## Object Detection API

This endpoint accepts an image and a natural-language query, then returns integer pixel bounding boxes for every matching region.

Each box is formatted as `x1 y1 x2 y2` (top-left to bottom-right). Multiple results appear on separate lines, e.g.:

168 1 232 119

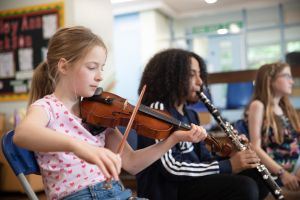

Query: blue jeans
62 180 145 200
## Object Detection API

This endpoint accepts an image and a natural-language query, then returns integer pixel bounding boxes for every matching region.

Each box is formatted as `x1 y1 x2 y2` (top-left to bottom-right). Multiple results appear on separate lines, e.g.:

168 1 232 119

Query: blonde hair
249 62 300 144
28 26 107 106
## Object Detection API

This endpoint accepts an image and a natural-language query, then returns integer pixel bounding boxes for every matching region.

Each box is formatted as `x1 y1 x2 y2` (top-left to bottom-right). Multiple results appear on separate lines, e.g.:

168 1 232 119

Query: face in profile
68 45 107 97
187 57 203 103
271 66 294 97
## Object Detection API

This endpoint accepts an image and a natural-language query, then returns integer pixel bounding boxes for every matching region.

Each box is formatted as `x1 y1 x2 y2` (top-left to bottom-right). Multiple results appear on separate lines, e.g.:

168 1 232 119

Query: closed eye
87 66 97 70
86 63 99 70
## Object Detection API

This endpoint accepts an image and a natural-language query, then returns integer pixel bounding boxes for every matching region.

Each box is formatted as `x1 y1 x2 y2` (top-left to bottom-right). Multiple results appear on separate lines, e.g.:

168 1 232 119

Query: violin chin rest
94 87 103 96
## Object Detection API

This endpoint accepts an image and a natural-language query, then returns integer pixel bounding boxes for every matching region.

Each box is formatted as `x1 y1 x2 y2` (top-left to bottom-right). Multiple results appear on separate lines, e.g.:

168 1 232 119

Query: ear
57 58 68 75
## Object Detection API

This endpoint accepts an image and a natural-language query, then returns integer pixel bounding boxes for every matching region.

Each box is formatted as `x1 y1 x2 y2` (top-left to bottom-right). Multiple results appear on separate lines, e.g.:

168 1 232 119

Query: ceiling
112 0 294 18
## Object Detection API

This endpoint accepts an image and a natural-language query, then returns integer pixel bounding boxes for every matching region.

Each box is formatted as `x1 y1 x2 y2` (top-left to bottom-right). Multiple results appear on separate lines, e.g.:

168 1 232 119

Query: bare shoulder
249 100 264 112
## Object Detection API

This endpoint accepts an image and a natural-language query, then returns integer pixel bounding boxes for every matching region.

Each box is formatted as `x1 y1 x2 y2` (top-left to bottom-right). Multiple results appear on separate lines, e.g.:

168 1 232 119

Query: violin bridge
123 100 128 111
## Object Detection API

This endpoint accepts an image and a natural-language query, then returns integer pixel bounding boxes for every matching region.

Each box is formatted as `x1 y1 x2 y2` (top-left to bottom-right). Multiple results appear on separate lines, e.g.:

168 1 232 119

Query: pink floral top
32 94 107 200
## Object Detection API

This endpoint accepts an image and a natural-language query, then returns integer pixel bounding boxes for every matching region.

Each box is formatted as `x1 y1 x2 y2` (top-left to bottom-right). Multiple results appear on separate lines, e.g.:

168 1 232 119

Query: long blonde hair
249 62 300 144
28 26 107 106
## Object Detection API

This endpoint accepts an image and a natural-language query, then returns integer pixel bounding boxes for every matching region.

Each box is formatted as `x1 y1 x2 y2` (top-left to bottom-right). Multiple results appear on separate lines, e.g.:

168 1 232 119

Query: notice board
0 2 64 101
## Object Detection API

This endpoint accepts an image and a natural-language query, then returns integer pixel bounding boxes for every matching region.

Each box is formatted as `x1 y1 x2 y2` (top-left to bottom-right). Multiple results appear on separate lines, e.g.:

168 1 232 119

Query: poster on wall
0 2 64 101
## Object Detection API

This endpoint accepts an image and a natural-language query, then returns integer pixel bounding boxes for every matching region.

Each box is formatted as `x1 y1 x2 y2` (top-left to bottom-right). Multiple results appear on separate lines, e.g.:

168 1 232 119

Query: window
287 41 300 52
248 45 281 69
285 26 300 52
247 29 281 68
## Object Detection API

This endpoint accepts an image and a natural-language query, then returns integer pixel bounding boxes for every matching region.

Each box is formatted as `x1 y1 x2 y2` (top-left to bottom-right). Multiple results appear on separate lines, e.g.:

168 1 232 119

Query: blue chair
234 119 249 139
226 81 254 109
117 126 137 150
1 130 40 200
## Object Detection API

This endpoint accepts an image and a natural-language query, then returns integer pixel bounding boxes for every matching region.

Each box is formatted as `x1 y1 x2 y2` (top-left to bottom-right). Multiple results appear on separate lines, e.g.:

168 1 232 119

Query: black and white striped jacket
136 102 231 200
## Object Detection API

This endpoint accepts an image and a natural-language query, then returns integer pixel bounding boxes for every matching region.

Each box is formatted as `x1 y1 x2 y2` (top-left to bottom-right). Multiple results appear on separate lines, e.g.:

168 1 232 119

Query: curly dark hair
138 48 207 107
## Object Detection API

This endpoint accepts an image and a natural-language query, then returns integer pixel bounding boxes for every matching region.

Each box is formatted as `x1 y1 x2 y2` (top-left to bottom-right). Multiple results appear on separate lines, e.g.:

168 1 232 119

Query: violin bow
116 85 147 154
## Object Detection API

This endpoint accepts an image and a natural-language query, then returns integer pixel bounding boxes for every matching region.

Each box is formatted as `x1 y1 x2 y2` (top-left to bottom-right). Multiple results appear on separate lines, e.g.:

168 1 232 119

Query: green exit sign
192 21 243 34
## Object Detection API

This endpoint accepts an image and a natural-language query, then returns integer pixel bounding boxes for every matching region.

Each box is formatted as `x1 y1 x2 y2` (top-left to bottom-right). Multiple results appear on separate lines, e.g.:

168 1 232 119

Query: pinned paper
18 48 33 71
0 52 14 78
42 14 57 39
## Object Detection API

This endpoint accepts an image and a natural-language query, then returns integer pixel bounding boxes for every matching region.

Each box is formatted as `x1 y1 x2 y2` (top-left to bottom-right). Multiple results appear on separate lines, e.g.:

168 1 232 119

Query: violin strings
139 105 189 130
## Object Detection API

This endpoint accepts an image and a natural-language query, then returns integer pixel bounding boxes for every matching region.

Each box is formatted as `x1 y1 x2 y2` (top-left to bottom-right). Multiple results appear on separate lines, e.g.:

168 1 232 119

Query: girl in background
14 26 206 200
245 62 300 198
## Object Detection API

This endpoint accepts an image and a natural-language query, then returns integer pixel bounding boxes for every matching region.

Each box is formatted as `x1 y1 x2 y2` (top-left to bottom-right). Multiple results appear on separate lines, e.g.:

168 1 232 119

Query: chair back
1 130 40 176
234 119 249 139
226 81 254 109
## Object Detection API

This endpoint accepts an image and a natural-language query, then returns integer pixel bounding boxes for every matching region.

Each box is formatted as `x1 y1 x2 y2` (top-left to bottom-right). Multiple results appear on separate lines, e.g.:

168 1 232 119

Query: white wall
140 10 170 67
65 0 115 90
114 13 141 102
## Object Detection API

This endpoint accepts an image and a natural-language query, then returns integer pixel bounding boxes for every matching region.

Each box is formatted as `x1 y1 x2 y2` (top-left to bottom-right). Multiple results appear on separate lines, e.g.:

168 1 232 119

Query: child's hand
229 149 260 173
237 133 249 143
72 140 122 180
173 124 207 143
281 171 300 191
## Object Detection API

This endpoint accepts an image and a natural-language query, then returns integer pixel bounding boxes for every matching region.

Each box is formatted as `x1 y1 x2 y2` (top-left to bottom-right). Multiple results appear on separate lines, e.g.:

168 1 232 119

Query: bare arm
14 106 77 152
248 100 282 173
105 124 206 175
14 106 121 180
248 100 299 190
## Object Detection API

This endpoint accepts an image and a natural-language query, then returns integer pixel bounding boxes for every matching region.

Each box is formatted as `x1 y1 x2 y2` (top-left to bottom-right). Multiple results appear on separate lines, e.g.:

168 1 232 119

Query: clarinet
197 91 284 200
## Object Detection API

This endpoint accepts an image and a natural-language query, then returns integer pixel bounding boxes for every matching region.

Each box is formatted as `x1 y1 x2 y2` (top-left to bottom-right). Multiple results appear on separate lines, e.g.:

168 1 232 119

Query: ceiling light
217 28 228 35
111 0 134 4
205 0 218 4
229 23 240 33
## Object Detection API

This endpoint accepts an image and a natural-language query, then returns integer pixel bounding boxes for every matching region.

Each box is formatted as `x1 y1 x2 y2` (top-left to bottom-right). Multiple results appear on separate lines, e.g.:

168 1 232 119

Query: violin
80 88 232 156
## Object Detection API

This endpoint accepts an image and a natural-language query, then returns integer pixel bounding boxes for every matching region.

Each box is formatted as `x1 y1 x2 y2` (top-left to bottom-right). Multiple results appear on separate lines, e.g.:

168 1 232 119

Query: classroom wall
113 10 171 103
0 0 114 132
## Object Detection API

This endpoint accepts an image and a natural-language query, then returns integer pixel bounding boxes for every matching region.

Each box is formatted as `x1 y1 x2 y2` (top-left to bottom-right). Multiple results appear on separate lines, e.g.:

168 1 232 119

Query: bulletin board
0 2 64 102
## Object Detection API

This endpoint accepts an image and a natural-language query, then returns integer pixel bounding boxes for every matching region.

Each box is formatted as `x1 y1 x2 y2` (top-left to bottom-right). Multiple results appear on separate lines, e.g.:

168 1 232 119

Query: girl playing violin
14 26 207 200
136 48 267 200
